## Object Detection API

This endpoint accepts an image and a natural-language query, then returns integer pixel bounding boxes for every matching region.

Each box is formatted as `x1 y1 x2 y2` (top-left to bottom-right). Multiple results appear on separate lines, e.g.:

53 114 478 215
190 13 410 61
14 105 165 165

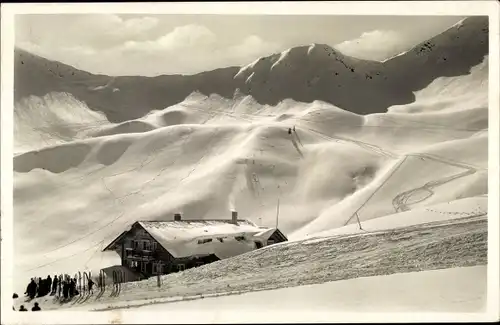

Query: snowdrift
12 16 489 298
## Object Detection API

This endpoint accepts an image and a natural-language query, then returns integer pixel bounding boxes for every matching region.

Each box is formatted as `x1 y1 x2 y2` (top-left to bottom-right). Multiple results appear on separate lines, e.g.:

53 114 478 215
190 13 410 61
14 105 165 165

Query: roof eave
102 221 141 252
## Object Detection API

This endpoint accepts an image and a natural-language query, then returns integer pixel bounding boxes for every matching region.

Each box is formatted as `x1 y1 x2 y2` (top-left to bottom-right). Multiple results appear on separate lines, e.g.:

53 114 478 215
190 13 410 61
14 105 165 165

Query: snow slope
35 265 483 314
11 16 489 306
133 265 486 313
293 195 487 240
14 92 110 153
12 214 487 312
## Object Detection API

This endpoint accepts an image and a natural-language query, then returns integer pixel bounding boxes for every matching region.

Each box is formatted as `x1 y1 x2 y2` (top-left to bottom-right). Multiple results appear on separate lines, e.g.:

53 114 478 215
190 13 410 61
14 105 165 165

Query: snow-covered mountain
12 15 488 309
14 16 487 124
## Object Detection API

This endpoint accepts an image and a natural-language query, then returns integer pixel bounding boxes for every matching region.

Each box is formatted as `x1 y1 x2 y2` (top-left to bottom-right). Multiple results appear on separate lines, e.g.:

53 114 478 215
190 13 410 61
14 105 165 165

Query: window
178 264 185 272
235 236 245 241
152 242 158 251
197 238 213 244
152 262 162 275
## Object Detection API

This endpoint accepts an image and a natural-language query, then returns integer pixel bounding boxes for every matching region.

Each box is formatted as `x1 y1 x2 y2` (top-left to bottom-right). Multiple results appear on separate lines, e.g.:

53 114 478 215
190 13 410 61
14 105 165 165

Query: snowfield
131 265 487 313
8 15 492 317
40 265 485 314
13 212 487 312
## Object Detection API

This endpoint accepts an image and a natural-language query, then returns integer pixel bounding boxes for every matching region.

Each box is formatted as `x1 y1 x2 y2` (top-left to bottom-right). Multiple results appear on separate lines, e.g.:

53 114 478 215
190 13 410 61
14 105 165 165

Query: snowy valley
11 15 489 314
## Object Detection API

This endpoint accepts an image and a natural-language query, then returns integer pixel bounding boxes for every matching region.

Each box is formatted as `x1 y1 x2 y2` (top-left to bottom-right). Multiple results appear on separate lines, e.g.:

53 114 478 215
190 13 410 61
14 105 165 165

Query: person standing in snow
62 280 69 300
24 279 31 296
26 278 37 299
68 279 74 297
12 293 18 311
18 305 28 312
88 278 95 294
70 278 77 297
57 274 64 297
36 277 44 297
288 128 292 135
46 275 52 295
51 275 58 295
31 302 41 311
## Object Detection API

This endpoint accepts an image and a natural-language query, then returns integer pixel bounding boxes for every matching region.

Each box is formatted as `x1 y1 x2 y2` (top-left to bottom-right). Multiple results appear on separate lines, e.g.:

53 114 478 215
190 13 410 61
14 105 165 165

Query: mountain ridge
15 16 488 123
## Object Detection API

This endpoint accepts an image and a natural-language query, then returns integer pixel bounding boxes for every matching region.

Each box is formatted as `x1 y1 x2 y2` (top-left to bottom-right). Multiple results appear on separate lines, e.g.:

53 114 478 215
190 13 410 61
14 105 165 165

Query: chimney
174 213 182 221
231 211 238 224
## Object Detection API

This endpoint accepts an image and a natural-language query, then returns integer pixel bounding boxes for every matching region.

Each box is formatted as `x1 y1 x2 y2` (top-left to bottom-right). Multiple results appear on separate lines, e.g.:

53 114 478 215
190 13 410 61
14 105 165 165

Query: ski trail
392 154 480 212
303 126 397 159
343 156 408 226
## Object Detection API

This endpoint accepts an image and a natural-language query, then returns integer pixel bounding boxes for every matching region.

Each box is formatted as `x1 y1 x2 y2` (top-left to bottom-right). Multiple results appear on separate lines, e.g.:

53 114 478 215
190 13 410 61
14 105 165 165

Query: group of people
12 293 41 312
16 302 41 312
24 274 95 301
13 273 97 312
25 276 52 299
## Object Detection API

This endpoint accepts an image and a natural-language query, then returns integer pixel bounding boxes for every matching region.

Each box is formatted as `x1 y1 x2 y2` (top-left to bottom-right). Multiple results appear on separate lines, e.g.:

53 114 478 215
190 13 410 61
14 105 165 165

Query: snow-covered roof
252 228 278 240
135 220 284 259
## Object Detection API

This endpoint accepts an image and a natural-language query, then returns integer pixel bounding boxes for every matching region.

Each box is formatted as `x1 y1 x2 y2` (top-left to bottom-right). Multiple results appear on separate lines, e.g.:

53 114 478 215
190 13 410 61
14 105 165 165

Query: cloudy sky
16 14 465 76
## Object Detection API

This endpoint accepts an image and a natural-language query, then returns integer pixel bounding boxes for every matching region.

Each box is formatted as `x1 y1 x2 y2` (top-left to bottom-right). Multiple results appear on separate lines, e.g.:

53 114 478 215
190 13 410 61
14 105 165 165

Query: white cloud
229 35 278 57
116 30 281 76
16 14 160 49
335 30 406 61
73 14 159 38
18 22 283 76
157 25 217 50
122 24 218 53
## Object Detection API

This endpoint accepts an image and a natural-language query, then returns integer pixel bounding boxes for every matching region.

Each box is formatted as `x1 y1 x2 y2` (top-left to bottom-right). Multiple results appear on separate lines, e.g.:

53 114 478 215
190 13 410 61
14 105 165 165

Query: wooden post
355 212 363 230
99 269 106 291
121 242 125 266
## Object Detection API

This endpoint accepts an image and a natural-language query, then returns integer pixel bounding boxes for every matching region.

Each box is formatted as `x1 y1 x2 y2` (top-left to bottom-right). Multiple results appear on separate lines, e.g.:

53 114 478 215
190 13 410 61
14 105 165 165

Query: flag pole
275 198 280 229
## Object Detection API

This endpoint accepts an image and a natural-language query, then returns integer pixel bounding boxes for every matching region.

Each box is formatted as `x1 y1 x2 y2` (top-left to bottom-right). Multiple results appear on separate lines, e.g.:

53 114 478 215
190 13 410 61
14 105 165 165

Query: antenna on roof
275 198 280 229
